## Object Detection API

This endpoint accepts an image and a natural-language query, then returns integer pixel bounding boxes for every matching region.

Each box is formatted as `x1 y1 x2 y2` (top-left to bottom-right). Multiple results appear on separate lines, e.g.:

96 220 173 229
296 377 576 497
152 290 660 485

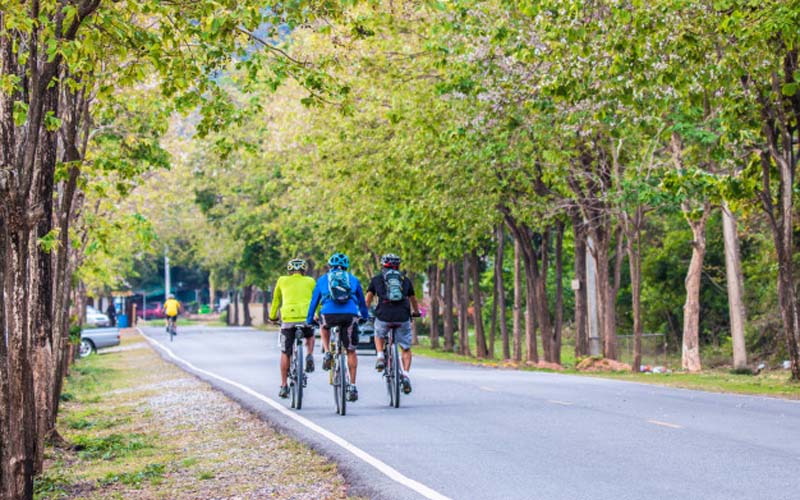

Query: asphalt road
140 325 800 500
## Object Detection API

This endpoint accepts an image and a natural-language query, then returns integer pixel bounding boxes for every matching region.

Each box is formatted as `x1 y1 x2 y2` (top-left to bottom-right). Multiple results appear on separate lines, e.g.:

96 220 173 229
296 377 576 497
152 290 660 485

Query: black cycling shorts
321 314 358 351
280 325 314 354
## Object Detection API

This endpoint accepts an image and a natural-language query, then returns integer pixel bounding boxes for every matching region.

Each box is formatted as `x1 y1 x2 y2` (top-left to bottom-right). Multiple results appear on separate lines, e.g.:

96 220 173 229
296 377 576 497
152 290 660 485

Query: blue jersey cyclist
306 252 369 402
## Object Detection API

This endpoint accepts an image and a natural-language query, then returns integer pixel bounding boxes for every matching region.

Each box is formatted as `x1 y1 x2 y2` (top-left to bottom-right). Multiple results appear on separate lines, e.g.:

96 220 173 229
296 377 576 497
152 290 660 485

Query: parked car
79 327 120 357
138 303 164 320
85 305 111 327
356 319 376 353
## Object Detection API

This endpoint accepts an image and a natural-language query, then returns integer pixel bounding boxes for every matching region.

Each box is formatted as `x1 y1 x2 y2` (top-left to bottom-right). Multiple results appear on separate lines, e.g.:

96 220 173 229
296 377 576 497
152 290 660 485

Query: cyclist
269 258 316 399
365 253 420 394
306 252 369 402
162 294 182 335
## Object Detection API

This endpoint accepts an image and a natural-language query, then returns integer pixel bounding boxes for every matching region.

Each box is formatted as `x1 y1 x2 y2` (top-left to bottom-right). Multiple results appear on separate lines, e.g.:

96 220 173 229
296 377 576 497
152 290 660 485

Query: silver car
80 327 120 358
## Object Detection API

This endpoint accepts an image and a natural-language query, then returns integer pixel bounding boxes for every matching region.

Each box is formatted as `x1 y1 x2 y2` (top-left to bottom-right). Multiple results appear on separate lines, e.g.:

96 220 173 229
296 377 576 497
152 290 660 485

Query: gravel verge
37 330 352 499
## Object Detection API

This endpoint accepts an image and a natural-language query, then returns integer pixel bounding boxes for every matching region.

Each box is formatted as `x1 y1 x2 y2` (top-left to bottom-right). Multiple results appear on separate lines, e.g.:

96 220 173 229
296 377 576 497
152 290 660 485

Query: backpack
383 269 405 302
327 269 352 303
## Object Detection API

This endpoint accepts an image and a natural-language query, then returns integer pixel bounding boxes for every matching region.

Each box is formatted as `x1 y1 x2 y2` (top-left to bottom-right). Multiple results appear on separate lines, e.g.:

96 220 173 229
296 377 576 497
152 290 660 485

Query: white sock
377 353 385 359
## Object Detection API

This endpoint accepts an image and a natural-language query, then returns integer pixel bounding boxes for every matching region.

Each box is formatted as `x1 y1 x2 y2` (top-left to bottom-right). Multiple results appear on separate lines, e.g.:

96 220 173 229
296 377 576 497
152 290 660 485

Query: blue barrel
117 314 129 328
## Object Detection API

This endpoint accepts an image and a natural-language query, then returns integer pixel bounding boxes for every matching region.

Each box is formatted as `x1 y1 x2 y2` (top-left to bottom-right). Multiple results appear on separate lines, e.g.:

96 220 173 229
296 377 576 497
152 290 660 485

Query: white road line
647 419 683 429
138 328 451 500
548 400 573 406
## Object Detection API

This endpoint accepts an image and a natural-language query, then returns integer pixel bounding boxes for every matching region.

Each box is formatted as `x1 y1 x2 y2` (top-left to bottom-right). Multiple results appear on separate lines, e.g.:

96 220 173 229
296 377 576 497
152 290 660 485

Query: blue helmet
328 252 350 270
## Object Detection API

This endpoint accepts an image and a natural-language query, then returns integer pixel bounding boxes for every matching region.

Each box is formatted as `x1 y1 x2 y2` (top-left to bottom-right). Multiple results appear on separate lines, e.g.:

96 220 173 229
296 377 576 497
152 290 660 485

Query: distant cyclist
162 295 182 335
365 253 420 394
269 258 316 399
306 252 369 402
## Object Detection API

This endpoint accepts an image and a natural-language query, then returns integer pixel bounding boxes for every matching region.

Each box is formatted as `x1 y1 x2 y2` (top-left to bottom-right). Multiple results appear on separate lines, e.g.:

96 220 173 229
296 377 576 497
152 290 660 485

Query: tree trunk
460 254 472 357
553 222 564 364
625 206 644 373
572 214 588 358
2 227 38 499
471 250 488 358
233 290 240 326
209 270 217 311
443 262 455 352
681 204 710 372
262 289 269 324
429 265 441 349
242 285 253 327
532 231 552 362
495 226 510 360
513 237 522 362
721 203 747 370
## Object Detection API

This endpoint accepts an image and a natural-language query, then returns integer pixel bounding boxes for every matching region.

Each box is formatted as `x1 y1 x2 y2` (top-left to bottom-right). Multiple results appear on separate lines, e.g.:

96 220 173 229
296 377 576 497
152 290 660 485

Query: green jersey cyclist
269 258 316 399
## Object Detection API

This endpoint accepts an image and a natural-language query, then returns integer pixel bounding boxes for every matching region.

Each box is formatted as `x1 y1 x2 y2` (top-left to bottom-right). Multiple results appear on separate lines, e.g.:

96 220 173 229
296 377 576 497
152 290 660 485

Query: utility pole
586 236 601 356
164 246 171 300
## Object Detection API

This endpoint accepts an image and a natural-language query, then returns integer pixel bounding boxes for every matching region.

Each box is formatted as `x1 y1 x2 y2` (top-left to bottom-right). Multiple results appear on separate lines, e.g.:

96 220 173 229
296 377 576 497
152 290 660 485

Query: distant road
140 325 800 500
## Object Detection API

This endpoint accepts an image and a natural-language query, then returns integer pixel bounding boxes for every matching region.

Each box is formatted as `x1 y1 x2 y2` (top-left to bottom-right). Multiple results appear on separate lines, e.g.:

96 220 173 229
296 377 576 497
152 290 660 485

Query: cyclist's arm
306 283 322 325
409 295 421 316
355 282 369 319
364 290 375 307
268 280 282 321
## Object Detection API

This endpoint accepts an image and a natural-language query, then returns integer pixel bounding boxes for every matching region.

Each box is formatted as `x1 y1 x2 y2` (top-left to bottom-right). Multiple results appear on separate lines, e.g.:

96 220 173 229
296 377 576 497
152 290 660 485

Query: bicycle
288 324 309 410
167 316 177 342
328 325 350 415
381 312 420 409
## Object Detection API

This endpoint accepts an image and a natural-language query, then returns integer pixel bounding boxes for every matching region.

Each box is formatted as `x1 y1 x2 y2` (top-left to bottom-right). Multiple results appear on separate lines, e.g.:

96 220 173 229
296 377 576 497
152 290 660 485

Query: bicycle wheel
292 343 304 410
169 321 175 342
338 352 348 416
332 349 342 414
390 342 401 408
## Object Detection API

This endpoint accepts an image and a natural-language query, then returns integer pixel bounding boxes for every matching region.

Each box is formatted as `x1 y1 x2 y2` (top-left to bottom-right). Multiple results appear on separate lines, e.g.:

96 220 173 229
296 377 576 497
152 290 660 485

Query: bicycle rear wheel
390 342 400 408
291 343 304 410
337 353 348 415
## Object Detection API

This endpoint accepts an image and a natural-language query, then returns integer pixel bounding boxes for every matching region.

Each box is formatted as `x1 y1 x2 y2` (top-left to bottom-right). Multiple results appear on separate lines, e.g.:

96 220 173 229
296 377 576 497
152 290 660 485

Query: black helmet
381 253 401 269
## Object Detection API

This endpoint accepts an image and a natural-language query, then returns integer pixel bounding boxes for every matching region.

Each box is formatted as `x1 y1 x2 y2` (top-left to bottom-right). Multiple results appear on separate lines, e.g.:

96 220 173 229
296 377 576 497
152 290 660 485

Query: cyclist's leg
320 316 333 370
395 320 413 371
342 317 359 384
373 319 389 370
302 326 315 371
279 327 294 387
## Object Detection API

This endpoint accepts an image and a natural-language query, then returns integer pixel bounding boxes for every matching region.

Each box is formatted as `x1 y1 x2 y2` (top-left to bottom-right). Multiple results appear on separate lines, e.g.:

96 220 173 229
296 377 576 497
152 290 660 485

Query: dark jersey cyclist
306 252 369 402
365 253 421 394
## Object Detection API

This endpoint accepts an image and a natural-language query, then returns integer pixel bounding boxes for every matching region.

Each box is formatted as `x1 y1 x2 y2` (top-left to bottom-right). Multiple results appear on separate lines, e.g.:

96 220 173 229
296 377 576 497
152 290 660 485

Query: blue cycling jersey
306 272 369 324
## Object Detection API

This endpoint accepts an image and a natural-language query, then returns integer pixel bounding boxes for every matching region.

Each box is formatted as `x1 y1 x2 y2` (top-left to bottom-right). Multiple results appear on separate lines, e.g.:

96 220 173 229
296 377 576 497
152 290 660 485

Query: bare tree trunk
209 270 217 311
625 206 644 373
490 261 498 359
443 262 455 352
242 285 253 327
262 289 269 324
721 203 747 370
681 203 710 372
2 228 37 499
233 290 240 326
533 231 552 362
495 226 509 360
553 222 564 364
429 266 441 349
513 237 522 362
460 254 472 357
471 250 488 358
572 214 588 358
